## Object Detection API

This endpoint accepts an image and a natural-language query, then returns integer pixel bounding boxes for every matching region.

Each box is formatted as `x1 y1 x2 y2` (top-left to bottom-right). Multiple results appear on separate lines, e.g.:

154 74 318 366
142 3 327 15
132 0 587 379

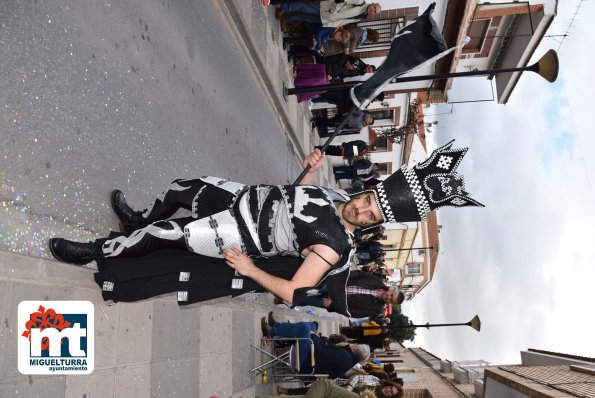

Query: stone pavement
220 0 341 187
0 249 346 397
0 0 348 397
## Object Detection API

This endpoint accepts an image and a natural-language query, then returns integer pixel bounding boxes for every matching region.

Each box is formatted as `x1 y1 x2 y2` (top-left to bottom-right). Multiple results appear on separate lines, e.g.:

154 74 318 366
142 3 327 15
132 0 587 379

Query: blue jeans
270 321 318 367
282 2 321 23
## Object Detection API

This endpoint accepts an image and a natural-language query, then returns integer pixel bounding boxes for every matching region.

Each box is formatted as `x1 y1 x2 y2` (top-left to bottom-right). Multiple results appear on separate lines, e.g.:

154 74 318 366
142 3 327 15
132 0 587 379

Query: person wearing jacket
262 314 370 379
322 25 380 56
316 140 371 160
279 0 381 28
325 54 375 80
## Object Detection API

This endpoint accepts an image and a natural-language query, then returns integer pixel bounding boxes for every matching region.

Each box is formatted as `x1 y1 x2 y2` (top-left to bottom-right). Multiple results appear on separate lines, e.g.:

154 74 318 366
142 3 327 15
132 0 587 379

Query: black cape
93 248 351 316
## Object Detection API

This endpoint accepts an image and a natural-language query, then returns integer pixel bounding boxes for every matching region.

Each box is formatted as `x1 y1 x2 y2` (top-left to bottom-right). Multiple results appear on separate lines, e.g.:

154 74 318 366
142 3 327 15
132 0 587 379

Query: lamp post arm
285 51 558 97
359 321 471 331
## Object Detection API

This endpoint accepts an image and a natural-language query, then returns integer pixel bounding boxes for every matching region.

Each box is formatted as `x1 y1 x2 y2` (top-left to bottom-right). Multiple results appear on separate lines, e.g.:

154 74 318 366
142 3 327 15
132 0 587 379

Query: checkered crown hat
371 139 484 222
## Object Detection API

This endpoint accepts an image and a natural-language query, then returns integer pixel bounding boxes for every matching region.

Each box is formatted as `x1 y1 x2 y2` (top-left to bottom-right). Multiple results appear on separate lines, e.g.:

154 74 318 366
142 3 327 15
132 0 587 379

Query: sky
404 0 595 365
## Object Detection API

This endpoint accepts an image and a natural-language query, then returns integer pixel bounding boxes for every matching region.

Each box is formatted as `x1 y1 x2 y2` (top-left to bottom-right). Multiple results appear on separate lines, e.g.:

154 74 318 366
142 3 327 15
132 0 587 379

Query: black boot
261 317 272 337
49 238 103 265
111 190 143 233
267 311 278 327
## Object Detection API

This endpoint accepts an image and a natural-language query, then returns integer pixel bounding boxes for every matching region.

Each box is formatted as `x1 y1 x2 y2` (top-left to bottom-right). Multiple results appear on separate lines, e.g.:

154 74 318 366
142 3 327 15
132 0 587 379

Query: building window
357 18 406 49
368 109 394 121
375 162 392 175
406 262 422 275
463 19 490 53
371 136 393 152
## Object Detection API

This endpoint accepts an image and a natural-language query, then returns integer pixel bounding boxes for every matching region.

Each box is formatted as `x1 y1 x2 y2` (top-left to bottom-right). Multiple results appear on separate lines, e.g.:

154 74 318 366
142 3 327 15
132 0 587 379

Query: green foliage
387 310 416 343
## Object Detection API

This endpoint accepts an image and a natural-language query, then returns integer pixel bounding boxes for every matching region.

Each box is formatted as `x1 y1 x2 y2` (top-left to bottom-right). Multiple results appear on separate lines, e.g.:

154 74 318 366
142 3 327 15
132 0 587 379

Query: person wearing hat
48 141 482 316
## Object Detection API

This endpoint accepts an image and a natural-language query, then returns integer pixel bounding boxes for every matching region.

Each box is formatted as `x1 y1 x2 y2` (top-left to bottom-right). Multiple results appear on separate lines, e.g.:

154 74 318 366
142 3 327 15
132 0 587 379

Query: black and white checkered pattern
403 167 430 221
374 183 396 222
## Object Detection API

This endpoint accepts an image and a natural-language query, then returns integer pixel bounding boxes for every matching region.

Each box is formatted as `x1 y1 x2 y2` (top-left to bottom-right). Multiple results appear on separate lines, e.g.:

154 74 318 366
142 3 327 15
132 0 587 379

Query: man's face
381 288 396 304
341 192 383 229
368 3 381 14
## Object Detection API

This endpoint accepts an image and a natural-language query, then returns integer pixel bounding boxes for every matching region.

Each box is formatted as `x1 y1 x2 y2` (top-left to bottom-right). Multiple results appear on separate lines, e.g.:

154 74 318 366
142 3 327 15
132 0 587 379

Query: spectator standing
278 1 381 28
312 111 374 132
333 159 379 182
316 140 372 160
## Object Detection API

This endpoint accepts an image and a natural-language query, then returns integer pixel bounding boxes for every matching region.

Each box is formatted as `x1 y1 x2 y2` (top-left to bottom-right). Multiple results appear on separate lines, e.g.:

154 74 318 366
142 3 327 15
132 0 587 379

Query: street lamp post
383 245 435 252
284 50 559 97
357 315 482 332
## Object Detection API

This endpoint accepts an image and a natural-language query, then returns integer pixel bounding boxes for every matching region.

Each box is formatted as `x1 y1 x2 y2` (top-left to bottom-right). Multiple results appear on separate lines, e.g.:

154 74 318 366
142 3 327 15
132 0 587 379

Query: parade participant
49 140 482 315
50 149 358 313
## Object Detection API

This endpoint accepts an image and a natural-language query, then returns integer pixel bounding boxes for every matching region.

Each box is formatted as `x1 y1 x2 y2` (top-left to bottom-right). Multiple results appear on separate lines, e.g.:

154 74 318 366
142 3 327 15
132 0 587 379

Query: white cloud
407 0 595 364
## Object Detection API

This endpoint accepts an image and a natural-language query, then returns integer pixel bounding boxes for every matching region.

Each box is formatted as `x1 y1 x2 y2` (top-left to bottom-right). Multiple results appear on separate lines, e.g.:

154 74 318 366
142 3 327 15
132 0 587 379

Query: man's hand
223 247 257 277
299 149 326 185
322 297 333 308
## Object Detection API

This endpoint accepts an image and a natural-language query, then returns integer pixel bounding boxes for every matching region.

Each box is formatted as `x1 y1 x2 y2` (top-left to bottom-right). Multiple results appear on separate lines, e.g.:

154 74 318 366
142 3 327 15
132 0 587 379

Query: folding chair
251 336 327 382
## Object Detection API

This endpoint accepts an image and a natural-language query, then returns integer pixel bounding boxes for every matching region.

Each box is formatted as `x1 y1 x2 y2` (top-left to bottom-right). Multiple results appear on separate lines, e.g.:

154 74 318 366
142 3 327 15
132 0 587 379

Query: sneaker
262 0 270 6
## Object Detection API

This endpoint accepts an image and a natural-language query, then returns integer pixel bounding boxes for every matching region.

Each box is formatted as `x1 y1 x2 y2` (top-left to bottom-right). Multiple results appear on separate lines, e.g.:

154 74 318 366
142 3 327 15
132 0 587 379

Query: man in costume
49 140 482 315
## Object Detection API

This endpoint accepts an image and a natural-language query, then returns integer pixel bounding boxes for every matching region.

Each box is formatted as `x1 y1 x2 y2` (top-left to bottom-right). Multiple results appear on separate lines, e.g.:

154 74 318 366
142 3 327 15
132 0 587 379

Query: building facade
383 344 595 397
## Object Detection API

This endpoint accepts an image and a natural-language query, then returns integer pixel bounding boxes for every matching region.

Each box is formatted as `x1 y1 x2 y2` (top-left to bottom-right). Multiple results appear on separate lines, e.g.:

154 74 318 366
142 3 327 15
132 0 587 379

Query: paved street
0 0 343 396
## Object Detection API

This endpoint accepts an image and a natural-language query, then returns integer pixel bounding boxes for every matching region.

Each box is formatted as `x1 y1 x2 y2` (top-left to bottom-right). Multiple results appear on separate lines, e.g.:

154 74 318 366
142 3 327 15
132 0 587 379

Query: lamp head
468 315 481 332
527 49 559 83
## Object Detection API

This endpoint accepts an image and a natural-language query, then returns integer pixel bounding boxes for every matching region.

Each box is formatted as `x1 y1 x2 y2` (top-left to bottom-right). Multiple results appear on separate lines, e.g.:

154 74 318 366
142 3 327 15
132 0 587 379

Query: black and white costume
100 176 354 263
90 177 355 313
